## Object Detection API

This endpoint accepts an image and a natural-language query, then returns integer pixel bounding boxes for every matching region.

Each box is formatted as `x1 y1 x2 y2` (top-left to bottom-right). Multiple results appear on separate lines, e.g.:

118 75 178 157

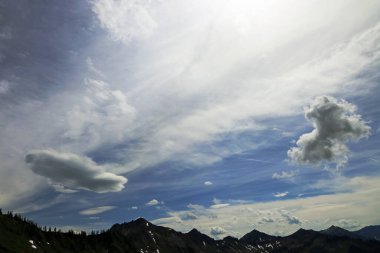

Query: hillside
1 212 380 253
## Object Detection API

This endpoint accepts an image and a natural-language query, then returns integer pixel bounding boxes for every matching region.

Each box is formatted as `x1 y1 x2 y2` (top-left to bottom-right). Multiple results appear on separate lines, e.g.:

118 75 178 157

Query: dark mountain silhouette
354 225 380 241
240 229 279 244
1 211 380 253
321 225 364 240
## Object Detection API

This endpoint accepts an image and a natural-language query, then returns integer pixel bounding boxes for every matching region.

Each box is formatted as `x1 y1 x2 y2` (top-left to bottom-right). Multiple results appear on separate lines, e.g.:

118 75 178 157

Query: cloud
153 176 380 237
63 79 136 152
51 184 78 194
92 0 157 45
79 206 115 215
204 181 213 186
25 149 127 193
336 219 361 230
210 203 230 209
257 216 275 225
1 0 380 214
212 198 221 205
282 212 302 225
272 171 296 180
0 80 10 94
185 212 198 220
131 206 138 210
210 226 227 236
146 199 159 206
274 192 288 198
288 96 371 169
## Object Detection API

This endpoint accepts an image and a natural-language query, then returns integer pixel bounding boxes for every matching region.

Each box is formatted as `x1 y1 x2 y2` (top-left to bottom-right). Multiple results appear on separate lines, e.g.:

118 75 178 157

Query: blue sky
0 0 380 238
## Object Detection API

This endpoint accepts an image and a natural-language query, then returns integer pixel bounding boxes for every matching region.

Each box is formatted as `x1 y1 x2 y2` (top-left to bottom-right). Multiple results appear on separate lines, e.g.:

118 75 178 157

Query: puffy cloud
210 226 227 236
25 149 127 193
79 206 115 215
204 181 213 186
288 96 371 168
257 216 275 225
92 0 157 45
282 213 302 225
131 206 138 210
146 199 159 206
274 192 288 198
153 176 380 236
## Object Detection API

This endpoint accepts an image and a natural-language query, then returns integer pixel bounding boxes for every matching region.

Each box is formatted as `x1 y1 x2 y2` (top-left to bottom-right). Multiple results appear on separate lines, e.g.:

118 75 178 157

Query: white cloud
212 198 221 204
272 171 296 180
257 216 274 225
210 203 230 209
185 212 198 220
131 206 138 210
95 11 380 173
1 0 380 210
79 206 115 215
288 96 371 169
336 219 361 230
92 0 157 45
63 79 136 153
146 199 159 206
152 176 380 237
204 181 213 186
274 192 288 198
25 149 127 193
281 212 302 225
210 226 227 236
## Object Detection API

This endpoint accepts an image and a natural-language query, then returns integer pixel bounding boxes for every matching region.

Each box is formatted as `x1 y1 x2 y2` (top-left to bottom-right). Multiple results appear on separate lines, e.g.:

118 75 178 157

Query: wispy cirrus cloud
0 0 379 227
80 206 116 215
92 0 157 45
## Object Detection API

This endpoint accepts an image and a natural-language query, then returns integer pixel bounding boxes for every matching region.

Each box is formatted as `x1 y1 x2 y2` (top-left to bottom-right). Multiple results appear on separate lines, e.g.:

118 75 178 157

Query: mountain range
1 211 380 253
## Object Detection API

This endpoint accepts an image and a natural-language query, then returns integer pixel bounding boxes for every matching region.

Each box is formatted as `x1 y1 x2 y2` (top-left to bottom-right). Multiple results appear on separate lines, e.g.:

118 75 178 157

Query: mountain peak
110 217 151 232
240 228 274 243
321 225 355 238
187 228 204 238
187 228 215 244
133 217 149 224
188 228 201 234
327 225 344 230
290 228 318 237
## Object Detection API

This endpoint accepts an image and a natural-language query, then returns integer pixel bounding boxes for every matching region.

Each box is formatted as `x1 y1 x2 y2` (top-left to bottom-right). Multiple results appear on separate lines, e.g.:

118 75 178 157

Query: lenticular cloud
25 149 127 193
288 96 371 169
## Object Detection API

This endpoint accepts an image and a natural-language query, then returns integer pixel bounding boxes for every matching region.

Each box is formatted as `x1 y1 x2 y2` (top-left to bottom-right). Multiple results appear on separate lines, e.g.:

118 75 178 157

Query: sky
0 0 380 238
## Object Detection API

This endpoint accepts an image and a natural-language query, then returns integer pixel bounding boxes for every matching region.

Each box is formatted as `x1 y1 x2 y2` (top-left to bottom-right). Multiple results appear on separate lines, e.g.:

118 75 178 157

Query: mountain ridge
1 212 380 253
